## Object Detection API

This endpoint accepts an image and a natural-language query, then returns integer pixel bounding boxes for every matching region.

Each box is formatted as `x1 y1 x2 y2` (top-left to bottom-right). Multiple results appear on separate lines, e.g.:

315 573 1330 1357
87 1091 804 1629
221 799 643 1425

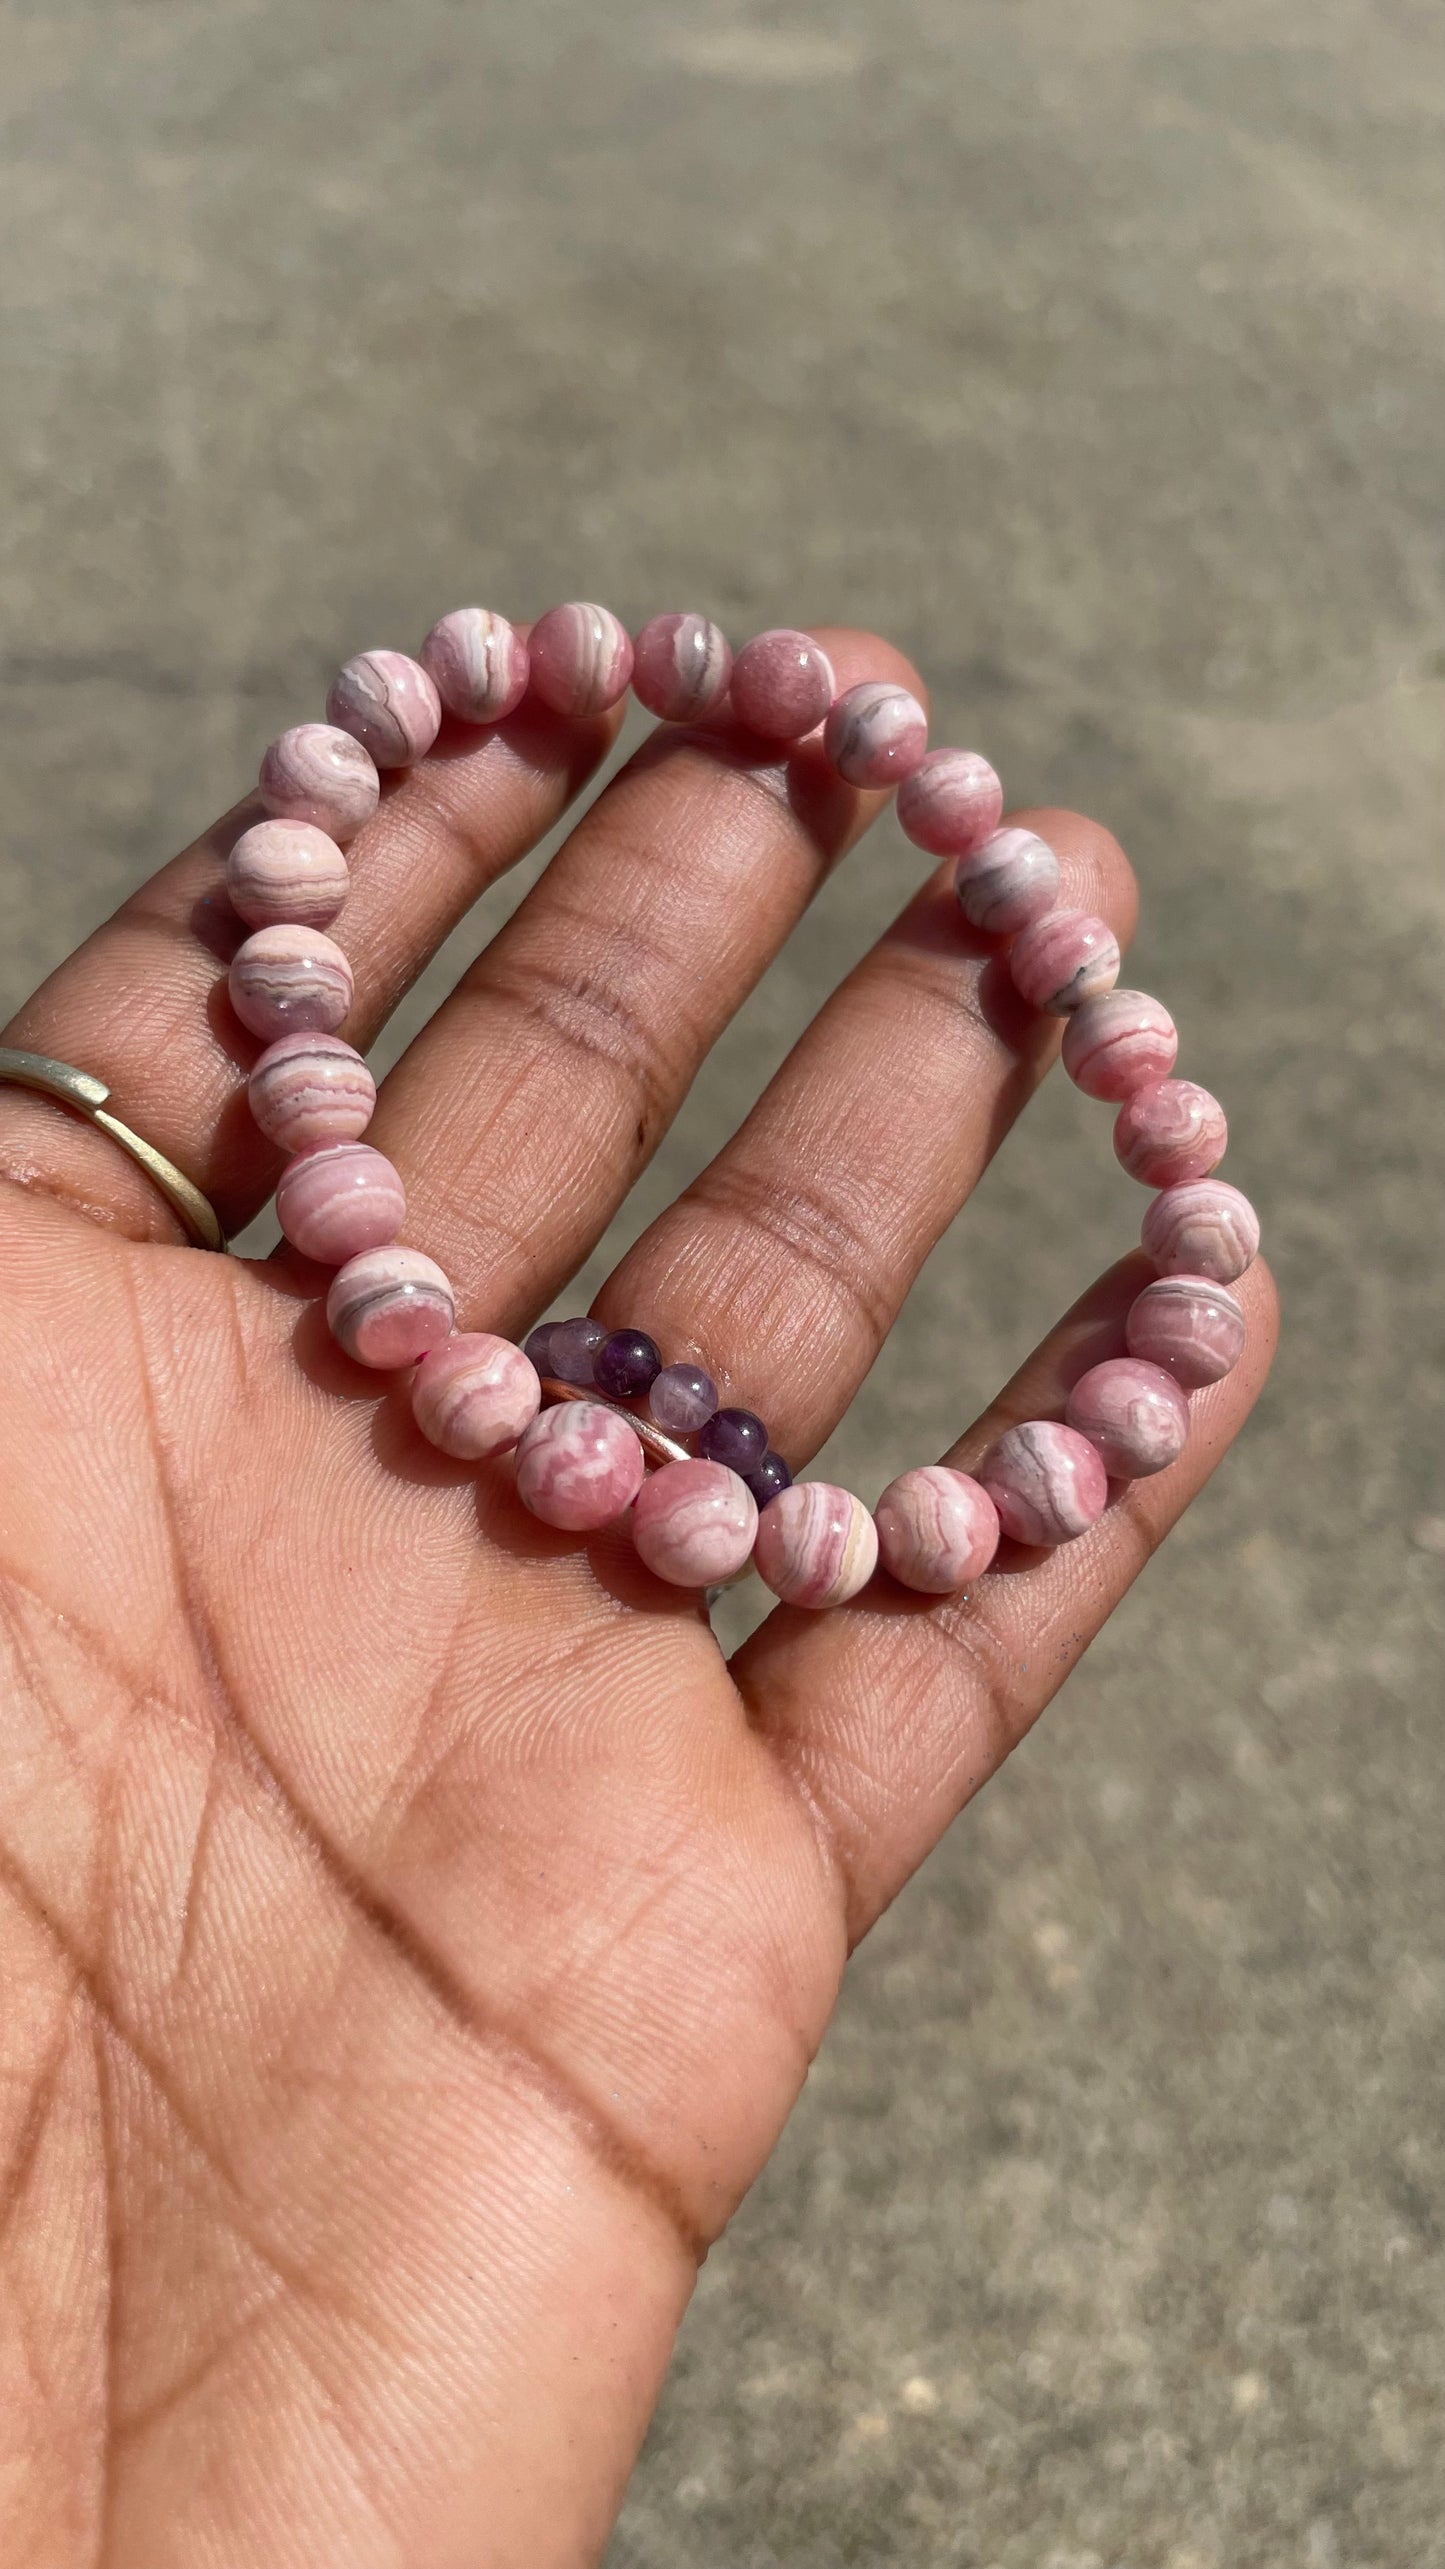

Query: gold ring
538 1376 691 1469
0 1047 226 1252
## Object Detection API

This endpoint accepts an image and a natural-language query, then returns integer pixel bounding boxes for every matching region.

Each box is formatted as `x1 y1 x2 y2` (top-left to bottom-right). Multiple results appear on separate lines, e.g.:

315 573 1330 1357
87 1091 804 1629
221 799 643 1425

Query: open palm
0 631 1274 2567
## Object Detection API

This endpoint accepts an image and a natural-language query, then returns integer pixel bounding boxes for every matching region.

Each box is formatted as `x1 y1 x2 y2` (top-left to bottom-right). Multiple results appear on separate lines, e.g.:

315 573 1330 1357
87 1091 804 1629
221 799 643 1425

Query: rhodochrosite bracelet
230 603 1260 1607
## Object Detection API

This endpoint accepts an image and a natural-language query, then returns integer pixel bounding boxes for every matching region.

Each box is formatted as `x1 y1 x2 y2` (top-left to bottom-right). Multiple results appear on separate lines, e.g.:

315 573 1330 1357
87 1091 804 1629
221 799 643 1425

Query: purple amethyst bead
744 1450 793 1507
594 1329 663 1400
648 1362 719 1434
699 1406 769 1472
523 1322 558 1375
549 1315 608 1386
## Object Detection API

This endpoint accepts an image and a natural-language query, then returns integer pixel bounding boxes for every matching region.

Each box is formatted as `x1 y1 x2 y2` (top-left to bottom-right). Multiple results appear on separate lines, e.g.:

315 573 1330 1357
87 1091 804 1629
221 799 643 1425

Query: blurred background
1 2 1441 2562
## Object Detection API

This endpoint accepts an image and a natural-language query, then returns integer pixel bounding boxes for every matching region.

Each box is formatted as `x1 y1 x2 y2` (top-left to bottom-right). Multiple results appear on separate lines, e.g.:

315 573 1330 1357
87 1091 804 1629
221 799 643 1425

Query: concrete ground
1 3 1441 2562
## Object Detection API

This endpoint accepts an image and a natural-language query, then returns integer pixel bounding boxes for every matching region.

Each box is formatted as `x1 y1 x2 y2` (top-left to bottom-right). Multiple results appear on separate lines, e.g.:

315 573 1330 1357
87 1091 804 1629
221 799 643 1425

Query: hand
0 631 1275 2567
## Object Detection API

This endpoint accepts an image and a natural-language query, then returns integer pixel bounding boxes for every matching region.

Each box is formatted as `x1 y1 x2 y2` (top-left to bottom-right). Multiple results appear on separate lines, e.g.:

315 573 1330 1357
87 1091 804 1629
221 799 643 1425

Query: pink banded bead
979 1421 1109 1547
631 614 733 723
419 608 530 725
527 604 634 717
954 827 1060 935
730 629 836 741
513 1400 646 1531
896 748 1003 857
259 723 380 842
630 1459 758 1587
1065 1358 1190 1479
752 1482 878 1609
1125 1273 1247 1387
229 925 354 1040
327 1247 455 1369
411 1332 541 1457
1141 1179 1259 1283
1010 910 1121 1014
248 1032 376 1151
822 680 928 787
1061 987 1178 1099
276 1140 405 1264
874 1466 1000 1593
326 651 442 768
1115 1080 1228 1187
226 820 350 931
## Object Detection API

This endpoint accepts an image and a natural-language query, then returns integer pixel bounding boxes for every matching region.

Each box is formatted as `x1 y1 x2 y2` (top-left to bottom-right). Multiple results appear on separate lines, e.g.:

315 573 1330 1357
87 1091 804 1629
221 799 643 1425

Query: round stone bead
1125 1273 1247 1388
259 723 380 842
411 1332 541 1458
730 630 836 741
630 1459 759 1587
698 1406 769 1473
275 1140 405 1264
1115 1080 1228 1187
522 1322 558 1375
226 819 350 931
513 1400 646 1531
419 607 530 725
979 1421 1109 1547
248 1032 376 1152
326 1247 455 1369
1065 1358 1190 1480
229 925 354 1040
648 1362 718 1434
896 748 1003 857
874 1465 1000 1593
549 1316 608 1386
326 651 442 769
594 1329 662 1400
631 614 733 723
1061 987 1178 1100
1141 1179 1259 1283
954 827 1060 935
527 603 634 717
744 1450 793 1508
1009 910 1121 1014
822 680 928 787
753 1482 878 1609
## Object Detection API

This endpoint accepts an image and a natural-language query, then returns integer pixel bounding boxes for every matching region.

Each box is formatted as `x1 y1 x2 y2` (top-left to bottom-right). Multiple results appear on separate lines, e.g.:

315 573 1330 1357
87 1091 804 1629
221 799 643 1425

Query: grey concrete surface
1 3 1441 2562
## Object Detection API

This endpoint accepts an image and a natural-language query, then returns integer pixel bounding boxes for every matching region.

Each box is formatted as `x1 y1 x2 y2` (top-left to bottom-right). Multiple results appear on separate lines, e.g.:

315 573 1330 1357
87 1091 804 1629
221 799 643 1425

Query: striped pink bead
420 608 530 725
1065 1358 1190 1479
248 1033 375 1151
979 1421 1108 1547
954 827 1060 935
1010 910 1121 1014
823 680 928 787
1125 1274 1246 1387
513 1401 646 1531
1141 1179 1259 1283
327 1247 455 1369
730 630 836 741
874 1466 1000 1593
229 926 354 1040
1061 987 1178 1099
259 723 380 842
753 1483 878 1608
527 604 634 717
896 749 1003 857
1115 1080 1228 1187
326 651 441 768
630 1459 758 1587
275 1140 405 1264
411 1333 541 1457
631 614 733 723
226 820 349 931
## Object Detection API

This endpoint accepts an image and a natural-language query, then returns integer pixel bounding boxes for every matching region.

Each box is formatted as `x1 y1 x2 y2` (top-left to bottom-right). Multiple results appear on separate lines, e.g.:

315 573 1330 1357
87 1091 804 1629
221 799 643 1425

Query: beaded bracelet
228 603 1260 1608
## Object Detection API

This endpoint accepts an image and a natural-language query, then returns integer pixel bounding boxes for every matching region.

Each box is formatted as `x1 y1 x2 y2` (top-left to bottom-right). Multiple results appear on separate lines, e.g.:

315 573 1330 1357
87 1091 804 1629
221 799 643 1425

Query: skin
0 630 1277 2567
